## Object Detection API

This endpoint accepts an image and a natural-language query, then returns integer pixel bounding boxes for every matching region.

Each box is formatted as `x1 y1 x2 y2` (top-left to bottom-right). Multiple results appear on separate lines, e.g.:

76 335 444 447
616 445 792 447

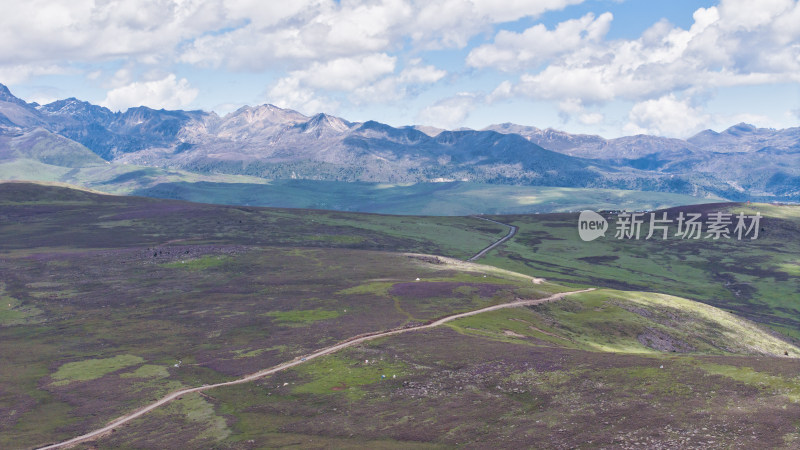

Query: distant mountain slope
117 110 606 187
0 82 799 201
484 121 800 200
687 122 800 153
0 127 105 168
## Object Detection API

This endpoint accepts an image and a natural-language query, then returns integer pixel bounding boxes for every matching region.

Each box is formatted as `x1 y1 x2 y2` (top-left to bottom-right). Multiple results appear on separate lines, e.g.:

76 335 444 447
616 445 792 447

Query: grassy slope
3 245 555 448
132 179 718 215
448 289 800 357
0 181 510 260
0 159 273 195
1 183 799 448
0 158 717 215
0 182 552 447
479 203 800 340
2 129 106 168
99 289 800 449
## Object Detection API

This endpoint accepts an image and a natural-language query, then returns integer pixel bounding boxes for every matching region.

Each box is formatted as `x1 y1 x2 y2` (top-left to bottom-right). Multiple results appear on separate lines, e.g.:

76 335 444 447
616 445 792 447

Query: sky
1 0 799 138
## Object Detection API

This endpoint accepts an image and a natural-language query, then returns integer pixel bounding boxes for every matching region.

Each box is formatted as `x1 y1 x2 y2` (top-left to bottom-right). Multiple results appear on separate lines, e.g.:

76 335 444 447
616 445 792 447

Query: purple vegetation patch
105 203 196 221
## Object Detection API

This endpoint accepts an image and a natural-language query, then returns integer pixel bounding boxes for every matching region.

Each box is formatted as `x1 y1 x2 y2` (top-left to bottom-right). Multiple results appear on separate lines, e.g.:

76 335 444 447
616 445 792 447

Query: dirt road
37 288 593 449
467 216 518 262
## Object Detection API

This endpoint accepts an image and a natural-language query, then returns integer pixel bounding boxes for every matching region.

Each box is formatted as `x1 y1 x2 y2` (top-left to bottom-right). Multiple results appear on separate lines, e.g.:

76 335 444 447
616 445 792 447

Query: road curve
467 216 519 262
37 288 593 449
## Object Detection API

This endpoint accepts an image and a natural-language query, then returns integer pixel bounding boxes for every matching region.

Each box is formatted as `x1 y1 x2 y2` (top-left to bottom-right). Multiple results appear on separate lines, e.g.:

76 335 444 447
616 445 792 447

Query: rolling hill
2 182 799 448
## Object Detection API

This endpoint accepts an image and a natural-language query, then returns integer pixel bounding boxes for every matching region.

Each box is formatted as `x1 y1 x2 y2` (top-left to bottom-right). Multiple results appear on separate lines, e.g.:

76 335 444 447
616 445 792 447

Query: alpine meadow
2 1 800 449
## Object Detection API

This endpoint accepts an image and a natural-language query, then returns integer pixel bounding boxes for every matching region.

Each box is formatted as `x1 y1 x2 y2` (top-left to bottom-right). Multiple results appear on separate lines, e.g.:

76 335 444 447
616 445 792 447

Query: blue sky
2 0 798 138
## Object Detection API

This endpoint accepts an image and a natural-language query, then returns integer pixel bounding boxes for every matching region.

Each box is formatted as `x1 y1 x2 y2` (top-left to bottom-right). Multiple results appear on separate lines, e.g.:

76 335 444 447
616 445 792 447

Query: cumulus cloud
487 80 514 103
578 112 604 125
0 0 587 122
397 60 448 84
267 75 339 115
0 64 66 85
0 0 227 66
470 0 585 23
289 54 398 92
180 1 411 70
101 74 198 111
468 0 800 135
416 93 479 129
352 60 447 103
410 0 585 49
467 12 613 71
717 0 795 30
178 0 586 69
2 0 796 135
623 95 710 137
268 55 446 110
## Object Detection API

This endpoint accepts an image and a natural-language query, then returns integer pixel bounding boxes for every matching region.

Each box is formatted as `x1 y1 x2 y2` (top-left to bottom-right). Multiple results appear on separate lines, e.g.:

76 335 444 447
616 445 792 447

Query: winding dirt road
37 288 593 449
467 216 519 262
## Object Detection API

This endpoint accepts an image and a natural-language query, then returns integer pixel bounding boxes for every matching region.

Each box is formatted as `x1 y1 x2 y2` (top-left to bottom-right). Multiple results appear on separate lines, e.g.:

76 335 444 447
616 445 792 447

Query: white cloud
0 64 66 85
467 12 613 71
471 0 585 23
772 1 800 43
416 93 479 129
558 98 585 115
269 56 446 109
223 0 317 28
0 0 227 66
178 0 586 70
517 65 617 104
108 67 136 89
101 74 198 111
0 0 586 122
717 0 795 31
397 60 447 84
265 54 396 111
180 1 412 69
624 95 710 137
487 80 514 103
294 54 397 92
508 3 800 98
477 0 800 135
267 76 338 115
578 112 604 125
352 60 447 103
412 0 584 49
1 0 796 137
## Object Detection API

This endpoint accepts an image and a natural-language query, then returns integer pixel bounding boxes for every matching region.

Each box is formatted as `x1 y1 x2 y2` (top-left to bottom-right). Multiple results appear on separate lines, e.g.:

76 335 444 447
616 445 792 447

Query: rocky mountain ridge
1 83 798 200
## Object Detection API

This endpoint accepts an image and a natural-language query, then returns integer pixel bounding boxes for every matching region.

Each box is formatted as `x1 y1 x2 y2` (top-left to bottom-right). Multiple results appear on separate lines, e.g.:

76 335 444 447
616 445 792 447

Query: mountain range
1 82 799 201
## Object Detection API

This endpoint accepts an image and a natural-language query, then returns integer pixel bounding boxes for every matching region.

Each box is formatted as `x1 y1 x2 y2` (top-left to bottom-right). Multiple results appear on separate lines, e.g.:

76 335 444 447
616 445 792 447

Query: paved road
37 288 593 449
467 216 519 262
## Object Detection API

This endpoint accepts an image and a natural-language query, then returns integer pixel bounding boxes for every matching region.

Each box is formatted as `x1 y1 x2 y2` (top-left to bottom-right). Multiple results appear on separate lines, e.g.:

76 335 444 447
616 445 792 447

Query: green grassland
97 315 800 449
0 157 717 215
0 183 558 447
1 243 550 447
1 182 799 448
447 289 800 357
479 203 800 339
0 181 512 260
132 179 718 215
51 355 146 386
